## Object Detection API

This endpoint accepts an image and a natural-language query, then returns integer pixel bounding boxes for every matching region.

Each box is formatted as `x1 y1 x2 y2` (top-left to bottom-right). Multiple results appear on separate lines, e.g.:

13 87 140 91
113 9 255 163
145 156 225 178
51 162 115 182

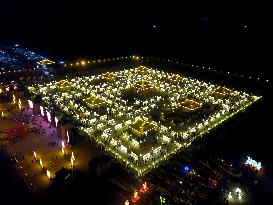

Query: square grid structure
29 66 260 175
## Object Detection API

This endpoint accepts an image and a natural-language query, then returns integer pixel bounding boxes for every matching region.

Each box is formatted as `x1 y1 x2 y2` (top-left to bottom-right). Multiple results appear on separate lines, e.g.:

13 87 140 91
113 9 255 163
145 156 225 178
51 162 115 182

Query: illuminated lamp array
29 66 261 176
64 56 136 67
178 99 202 111
33 151 53 180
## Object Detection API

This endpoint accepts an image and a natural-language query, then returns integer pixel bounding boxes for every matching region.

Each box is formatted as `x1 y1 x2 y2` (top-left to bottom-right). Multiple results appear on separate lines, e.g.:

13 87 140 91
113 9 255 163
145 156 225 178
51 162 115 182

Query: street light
40 159 43 168
67 131 70 143
28 100 34 108
131 191 140 203
140 181 149 193
13 94 16 103
55 117 58 127
71 152 75 167
33 151 37 159
47 170 51 179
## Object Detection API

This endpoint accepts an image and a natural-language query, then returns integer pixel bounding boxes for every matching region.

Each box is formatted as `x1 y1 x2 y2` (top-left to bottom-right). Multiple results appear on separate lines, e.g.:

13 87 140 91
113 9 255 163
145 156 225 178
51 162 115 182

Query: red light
131 191 140 203
140 182 149 193
211 179 218 186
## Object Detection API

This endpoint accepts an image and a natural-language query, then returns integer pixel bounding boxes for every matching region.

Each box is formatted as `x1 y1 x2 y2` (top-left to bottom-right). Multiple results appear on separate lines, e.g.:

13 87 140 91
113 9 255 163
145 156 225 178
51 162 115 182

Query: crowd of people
0 101 61 192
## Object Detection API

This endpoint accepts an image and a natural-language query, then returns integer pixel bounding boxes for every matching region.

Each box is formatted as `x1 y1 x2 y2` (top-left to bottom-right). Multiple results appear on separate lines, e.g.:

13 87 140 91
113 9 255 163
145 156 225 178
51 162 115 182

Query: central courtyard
28 66 260 175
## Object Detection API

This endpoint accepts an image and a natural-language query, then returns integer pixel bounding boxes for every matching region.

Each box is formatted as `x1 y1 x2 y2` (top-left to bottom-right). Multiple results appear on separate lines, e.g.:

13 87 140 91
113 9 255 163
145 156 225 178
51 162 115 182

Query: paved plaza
0 101 103 192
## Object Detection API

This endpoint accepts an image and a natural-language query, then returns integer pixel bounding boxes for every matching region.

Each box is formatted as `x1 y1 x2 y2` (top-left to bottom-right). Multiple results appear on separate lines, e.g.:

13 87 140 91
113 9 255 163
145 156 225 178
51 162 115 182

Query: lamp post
40 159 43 168
47 170 51 179
71 152 75 173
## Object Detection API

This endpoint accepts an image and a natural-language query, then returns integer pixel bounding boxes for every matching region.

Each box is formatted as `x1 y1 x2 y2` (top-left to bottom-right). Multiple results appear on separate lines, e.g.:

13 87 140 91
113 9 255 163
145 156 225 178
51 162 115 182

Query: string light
28 66 261 176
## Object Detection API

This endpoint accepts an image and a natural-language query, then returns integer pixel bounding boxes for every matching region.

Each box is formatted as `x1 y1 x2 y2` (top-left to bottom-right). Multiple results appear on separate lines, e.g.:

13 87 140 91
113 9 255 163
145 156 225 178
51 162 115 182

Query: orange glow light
40 159 43 168
140 181 149 193
131 191 140 203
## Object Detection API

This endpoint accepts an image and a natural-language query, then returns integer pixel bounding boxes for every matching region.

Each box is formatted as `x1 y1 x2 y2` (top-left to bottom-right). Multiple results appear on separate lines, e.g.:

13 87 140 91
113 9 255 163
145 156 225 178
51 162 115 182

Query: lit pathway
0 101 103 193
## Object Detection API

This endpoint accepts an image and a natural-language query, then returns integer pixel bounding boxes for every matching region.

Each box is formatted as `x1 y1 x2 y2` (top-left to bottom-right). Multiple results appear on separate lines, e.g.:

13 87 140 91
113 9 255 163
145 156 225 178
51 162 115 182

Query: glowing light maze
29 66 261 175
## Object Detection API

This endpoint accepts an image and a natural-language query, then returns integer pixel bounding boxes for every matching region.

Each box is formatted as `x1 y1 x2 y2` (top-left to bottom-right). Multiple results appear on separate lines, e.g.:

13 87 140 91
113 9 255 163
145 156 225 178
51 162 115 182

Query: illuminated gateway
29 66 260 175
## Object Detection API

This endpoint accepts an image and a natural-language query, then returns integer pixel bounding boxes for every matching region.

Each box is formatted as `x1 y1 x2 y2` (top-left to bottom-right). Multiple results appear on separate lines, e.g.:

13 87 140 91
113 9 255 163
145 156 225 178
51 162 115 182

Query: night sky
1 1 273 74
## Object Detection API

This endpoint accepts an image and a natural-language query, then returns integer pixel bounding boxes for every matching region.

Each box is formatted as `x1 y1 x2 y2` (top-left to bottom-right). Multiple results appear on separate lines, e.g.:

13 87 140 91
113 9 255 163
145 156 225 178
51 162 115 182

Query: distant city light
29 66 261 176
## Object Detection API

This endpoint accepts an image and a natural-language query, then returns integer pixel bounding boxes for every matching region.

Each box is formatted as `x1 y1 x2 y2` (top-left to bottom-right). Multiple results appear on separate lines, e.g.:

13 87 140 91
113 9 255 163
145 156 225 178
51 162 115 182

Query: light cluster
64 55 140 67
0 44 48 70
29 66 260 175
244 156 262 171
